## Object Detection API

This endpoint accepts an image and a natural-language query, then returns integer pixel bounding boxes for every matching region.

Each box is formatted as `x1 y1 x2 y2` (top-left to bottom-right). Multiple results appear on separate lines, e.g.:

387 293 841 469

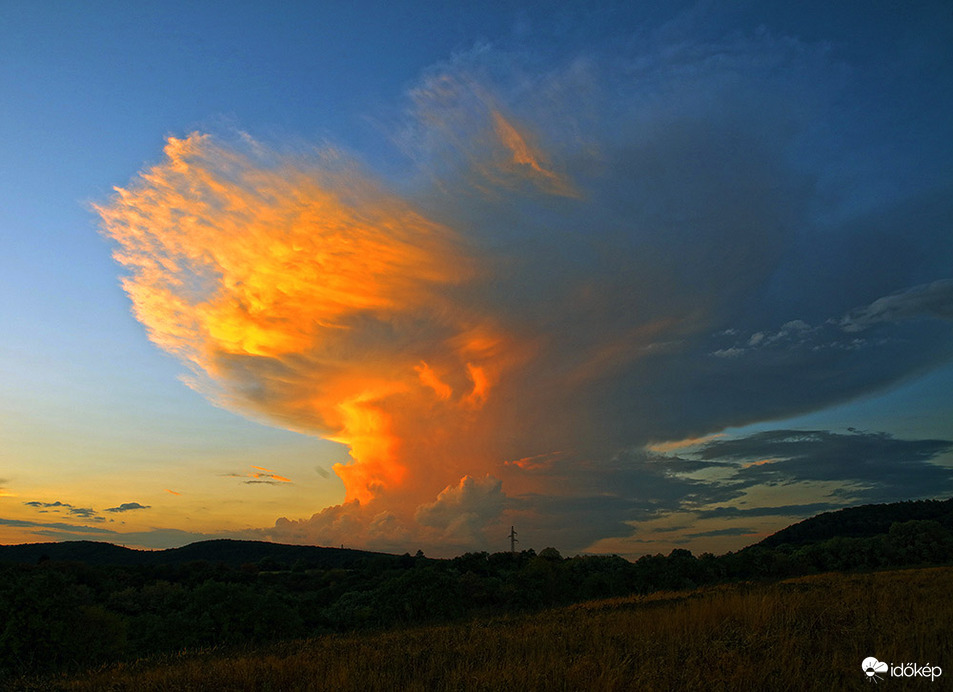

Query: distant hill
754 497 953 549
0 540 145 566
156 539 402 568
3 497 952 568
0 538 401 568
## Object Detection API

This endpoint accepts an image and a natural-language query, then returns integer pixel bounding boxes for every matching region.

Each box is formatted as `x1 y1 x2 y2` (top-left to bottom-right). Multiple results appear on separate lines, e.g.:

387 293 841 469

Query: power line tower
509 525 518 554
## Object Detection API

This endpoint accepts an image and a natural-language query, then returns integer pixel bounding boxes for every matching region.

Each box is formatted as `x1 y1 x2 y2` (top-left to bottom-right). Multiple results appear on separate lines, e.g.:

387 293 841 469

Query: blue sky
1 1 951 556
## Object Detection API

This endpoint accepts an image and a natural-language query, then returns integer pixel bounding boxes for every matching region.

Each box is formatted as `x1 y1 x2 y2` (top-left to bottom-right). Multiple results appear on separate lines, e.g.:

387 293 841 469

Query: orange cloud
403 73 577 199
98 134 473 365
503 450 566 471
414 361 453 400
97 133 527 517
490 110 578 198
250 466 292 483
647 434 727 454
742 458 781 469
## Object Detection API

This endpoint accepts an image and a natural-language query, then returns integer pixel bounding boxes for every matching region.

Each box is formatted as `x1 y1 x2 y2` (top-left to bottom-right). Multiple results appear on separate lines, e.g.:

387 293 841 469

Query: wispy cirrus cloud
225 466 293 485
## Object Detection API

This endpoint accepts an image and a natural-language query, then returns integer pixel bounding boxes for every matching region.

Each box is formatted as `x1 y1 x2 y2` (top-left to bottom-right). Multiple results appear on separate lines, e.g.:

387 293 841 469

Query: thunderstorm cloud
96 12 953 553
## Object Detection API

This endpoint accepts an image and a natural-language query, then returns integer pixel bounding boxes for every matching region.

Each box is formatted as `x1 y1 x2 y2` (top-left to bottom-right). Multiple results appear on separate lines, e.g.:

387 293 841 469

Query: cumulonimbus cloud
97 24 953 553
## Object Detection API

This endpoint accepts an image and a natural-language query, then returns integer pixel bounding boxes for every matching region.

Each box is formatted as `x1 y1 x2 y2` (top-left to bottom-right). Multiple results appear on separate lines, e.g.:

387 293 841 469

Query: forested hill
753 497 953 549
0 538 401 569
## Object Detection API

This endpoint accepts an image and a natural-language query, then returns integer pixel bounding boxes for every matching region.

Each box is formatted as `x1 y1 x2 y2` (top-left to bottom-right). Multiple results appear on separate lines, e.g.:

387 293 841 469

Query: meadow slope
34 566 952 691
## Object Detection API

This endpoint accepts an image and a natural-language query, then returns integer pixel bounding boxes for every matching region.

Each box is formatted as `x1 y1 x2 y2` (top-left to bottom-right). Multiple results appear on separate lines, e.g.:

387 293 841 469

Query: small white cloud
712 347 745 358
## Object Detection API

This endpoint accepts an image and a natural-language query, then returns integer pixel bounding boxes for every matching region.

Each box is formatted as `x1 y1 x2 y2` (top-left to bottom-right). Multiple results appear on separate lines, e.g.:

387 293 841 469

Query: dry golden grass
40 566 953 691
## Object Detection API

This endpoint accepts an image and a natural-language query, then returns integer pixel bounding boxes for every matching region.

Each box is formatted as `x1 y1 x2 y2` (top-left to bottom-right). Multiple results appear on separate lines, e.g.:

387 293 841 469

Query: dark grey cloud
24 500 144 521
646 524 693 534
439 33 953 475
415 475 504 545
0 517 113 535
839 279 953 333
506 450 747 550
0 516 248 548
24 500 72 510
696 429 953 503
510 428 953 553
508 493 637 550
105 502 151 513
696 502 844 520
685 527 758 539
23 500 103 521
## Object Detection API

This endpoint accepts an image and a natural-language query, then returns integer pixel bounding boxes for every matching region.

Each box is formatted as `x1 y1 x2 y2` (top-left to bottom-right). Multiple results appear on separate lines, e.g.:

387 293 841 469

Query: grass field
26 566 953 691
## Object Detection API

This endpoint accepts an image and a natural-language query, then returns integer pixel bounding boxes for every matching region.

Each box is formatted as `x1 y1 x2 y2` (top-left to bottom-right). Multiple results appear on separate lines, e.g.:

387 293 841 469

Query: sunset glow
3 2 951 556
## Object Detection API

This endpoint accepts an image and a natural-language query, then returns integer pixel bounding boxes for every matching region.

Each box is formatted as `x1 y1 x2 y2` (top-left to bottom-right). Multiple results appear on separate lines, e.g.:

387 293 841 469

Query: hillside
0 538 401 569
754 497 953 549
154 539 401 569
0 540 145 566
43 567 953 691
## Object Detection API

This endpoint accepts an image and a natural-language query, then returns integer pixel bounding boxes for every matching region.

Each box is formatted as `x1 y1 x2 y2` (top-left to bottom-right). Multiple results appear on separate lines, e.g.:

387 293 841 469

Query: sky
1 1 952 558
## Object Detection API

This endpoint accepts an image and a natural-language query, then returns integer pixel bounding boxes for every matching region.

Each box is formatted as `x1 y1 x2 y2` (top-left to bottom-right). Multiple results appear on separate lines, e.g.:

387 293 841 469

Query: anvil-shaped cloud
97 26 953 553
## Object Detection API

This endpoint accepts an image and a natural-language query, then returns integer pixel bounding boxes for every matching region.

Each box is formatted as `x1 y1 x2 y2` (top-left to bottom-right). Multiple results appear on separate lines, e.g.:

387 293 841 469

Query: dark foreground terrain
2 498 952 689
22 566 953 691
